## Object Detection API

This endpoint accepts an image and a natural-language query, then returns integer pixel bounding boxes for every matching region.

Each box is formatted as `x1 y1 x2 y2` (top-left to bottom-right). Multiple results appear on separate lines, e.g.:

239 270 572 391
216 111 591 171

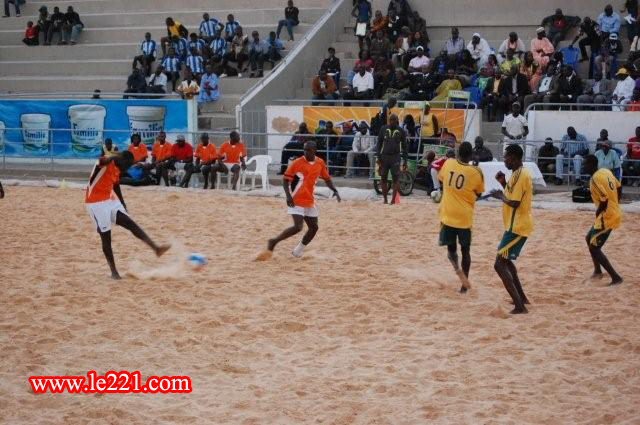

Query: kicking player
438 141 484 293
85 151 170 279
264 141 341 258
490 144 532 314
583 154 623 285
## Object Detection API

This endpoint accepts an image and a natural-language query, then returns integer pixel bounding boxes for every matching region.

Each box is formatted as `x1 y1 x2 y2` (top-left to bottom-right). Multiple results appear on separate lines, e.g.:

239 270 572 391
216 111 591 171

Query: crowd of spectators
15 5 84 46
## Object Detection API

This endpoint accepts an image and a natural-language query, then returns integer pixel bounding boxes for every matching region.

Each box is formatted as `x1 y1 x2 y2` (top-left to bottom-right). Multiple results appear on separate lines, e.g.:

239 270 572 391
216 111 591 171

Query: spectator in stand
311 69 339 105
499 48 522 74
555 126 589 184
370 30 392 59
198 65 219 105
47 7 66 45
152 132 174 185
370 10 389 35
373 55 394 98
595 139 622 179
185 48 204 82
538 138 560 178
346 123 376 177
623 126 640 184
420 102 439 143
279 122 313 174
621 0 638 42
520 51 541 91
595 33 624 79
355 49 374 71
123 68 146 98
531 27 555 68
501 102 528 145
215 131 247 190
574 17 601 62
223 27 249 77
320 47 341 87
498 65 530 113
248 31 269 78
266 31 284 63
128 133 148 165
467 33 491 68
3 0 20 17
101 138 119 157
407 46 429 72
224 14 241 42
481 68 504 121
612 67 635 110
182 133 217 188
545 65 583 106
524 64 557 110
411 10 427 36
472 136 493 164
161 18 187 57
387 67 411 99
277 0 299 41
146 66 168 95
209 30 227 59
161 48 181 92
427 149 455 194
188 33 206 56
63 6 84 45
392 27 412 68
402 114 420 154
199 13 221 43
456 50 478 86
316 121 339 168
627 87 640 110
386 7 403 43
344 65 375 104
35 6 49 44
431 49 454 75
498 32 525 62
177 68 200 100
388 0 412 23
541 8 581 48
23 21 38 46
352 0 372 51
444 27 465 62
432 68 462 102
578 72 616 107
597 4 622 39
480 53 499 77
133 33 157 77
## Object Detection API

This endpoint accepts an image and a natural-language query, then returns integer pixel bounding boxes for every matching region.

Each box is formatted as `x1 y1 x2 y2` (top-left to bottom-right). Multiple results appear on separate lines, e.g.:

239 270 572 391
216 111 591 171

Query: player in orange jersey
85 151 170 279
263 141 341 258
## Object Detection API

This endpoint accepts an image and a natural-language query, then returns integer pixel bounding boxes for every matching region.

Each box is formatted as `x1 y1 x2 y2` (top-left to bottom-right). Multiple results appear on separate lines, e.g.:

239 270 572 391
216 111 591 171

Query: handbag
355 22 367 37
572 186 592 203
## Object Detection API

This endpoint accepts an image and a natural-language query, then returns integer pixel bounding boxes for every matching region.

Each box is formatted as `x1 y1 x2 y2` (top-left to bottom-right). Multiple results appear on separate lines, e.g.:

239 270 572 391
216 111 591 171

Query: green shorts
587 227 612 248
439 224 472 248
497 231 528 260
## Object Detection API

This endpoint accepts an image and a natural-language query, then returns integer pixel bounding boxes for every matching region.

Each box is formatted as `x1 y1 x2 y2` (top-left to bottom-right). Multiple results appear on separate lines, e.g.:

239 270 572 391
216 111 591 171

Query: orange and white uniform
218 141 246 166
128 143 148 163
284 156 330 217
195 143 217 164
85 158 127 232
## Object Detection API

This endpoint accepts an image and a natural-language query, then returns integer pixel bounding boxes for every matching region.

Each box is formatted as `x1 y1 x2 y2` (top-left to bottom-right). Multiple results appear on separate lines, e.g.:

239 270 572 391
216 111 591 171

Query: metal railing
525 101 640 116
0 92 180 99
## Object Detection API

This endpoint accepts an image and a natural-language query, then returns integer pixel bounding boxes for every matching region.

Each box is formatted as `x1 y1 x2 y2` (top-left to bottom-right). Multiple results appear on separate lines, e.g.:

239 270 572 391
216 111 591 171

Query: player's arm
282 178 294 207
401 130 408 170
321 162 340 202
490 190 521 208
113 183 127 211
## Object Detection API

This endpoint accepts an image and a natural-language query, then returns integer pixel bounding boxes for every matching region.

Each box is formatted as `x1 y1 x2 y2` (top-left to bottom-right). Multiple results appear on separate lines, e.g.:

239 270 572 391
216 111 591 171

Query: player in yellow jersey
583 154 623 285
437 142 485 293
489 144 532 314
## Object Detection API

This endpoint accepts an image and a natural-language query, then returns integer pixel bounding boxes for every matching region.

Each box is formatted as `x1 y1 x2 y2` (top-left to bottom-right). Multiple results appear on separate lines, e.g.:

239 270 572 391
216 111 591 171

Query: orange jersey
152 141 173 161
85 158 120 204
219 141 246 164
284 156 330 208
128 143 148 162
195 143 217 163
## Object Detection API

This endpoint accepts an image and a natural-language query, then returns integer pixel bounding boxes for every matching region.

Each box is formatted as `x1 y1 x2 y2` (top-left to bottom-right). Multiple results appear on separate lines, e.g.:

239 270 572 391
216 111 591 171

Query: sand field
0 186 639 424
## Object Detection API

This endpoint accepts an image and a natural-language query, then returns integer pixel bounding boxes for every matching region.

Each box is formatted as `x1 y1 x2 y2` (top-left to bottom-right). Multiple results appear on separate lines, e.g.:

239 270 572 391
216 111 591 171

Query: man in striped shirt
554 126 590 185
132 32 156 77
199 13 221 43
161 48 181 91
224 14 241 42
171 35 189 61
188 33 205 55
209 31 227 58
185 48 204 82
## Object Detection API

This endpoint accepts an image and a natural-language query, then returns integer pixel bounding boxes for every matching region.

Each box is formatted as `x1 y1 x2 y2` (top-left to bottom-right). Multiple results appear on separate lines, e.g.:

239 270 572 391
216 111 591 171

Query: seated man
428 148 455 194
544 65 582 107
595 33 623 79
187 33 206 56
155 134 186 186
133 33 157 77
280 122 313 174
498 32 526 62
214 131 247 190
498 65 530 115
277 0 299 41
63 6 84 45
471 136 493 165
148 131 173 184
431 68 462 102
537 138 559 180
248 31 269 78
540 8 581 47
320 47 341 88
523 64 557 111
577 73 616 108
611 68 636 111
46 7 66 45
407 46 430 72
346 123 376 177
531 27 554 68
311 69 339 105
595 139 622 180
343 65 375 105
223 14 241 42
372 54 394 98
123 68 146 99
182 133 217 188
127 133 148 165
185 47 205 82
370 30 392 59
266 31 285 63
160 17 187 56
499 48 521 74
146 65 168 95
555 126 589 185
481 68 504 121
315 121 338 165
167 135 194 187
161 48 181 92
623 127 640 185
199 13 221 43
198 65 219 105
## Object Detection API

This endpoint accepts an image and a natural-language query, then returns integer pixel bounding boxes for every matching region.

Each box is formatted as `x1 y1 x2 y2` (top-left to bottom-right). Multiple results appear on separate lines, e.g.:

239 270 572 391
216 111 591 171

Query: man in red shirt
429 148 455 194
157 134 193 186
85 151 170 279
623 126 640 185
182 133 217 188
214 130 247 190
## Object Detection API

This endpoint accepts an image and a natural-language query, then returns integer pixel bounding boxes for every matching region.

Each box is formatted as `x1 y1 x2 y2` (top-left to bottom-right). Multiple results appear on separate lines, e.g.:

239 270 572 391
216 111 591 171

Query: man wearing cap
540 8 581 48
595 139 622 180
597 4 621 39
531 27 555 68
612 67 635 111
157 134 193 186
407 46 429 72
467 33 491 67
595 33 623 79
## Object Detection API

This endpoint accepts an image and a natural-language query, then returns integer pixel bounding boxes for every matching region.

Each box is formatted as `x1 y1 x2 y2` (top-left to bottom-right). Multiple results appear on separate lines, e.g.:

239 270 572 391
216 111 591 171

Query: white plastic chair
174 162 201 188
241 155 272 190
216 163 244 190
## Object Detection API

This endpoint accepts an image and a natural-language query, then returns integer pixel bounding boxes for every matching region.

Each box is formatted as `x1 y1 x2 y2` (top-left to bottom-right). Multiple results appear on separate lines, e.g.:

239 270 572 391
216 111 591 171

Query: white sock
292 241 305 258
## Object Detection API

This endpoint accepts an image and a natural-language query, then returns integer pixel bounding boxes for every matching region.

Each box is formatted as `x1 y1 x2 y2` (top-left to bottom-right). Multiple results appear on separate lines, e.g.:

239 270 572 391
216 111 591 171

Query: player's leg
586 228 603 277
267 213 304 251
98 230 121 279
390 162 400 204
230 164 241 190
292 215 318 258
115 211 170 256
505 260 529 304
0 180 4 198
494 256 527 314
586 229 622 285
379 159 390 204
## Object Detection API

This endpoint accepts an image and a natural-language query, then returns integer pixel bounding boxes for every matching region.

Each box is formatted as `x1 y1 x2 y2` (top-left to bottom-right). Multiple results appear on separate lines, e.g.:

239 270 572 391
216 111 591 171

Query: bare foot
510 306 528 314
267 238 276 251
155 244 171 257
609 276 623 286
591 272 604 279
459 286 468 294
455 269 471 291
111 272 122 280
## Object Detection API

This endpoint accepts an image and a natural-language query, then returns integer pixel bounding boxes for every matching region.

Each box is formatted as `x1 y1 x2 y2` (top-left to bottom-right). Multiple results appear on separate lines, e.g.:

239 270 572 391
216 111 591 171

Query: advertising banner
0 99 188 157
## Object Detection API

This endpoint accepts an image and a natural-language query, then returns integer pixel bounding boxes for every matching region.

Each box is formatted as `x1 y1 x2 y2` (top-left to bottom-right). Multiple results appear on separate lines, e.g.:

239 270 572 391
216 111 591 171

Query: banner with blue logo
0 99 188 157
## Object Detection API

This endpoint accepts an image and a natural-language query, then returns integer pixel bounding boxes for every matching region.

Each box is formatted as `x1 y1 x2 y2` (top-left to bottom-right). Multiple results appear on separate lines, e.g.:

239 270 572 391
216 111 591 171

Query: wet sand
1 186 639 424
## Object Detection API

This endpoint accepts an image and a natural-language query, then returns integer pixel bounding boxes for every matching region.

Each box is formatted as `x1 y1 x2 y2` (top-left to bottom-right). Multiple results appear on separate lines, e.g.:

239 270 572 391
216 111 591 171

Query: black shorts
379 155 401 181
439 224 472 248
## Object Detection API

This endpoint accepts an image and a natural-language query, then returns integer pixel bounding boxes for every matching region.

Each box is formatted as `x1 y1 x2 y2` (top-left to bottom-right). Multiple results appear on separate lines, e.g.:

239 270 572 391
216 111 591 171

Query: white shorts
287 206 318 217
86 200 127 233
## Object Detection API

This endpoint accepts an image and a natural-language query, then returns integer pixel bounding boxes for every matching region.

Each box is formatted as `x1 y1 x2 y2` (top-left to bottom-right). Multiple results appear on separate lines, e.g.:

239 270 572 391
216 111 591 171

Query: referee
375 113 408 204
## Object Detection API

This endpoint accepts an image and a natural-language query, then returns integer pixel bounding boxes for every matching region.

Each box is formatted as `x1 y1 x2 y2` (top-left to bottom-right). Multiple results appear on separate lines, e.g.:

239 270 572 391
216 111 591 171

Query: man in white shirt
611 67 635 111
346 123 376 177
467 33 491 67
408 46 430 72
344 65 374 105
146 65 168 94
501 102 528 148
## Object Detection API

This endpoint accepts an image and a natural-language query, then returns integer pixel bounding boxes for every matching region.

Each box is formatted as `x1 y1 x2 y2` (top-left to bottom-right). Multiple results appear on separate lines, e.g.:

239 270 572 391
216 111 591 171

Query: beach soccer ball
431 190 442 203
187 253 207 270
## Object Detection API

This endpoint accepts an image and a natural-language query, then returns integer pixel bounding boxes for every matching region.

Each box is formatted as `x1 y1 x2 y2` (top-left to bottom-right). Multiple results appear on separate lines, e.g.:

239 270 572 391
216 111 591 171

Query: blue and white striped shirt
185 55 204 74
224 20 241 37
140 40 156 56
199 19 220 37
561 133 589 157
209 38 227 56
171 37 189 57
161 56 181 72
188 39 205 53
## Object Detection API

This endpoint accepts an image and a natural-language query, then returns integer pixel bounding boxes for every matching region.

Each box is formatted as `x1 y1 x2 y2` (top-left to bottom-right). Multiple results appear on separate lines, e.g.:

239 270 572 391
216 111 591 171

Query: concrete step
0 43 141 60
200 94 242 113
1 9 326 30
481 121 503 139
198 113 237 130
0 24 313 45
